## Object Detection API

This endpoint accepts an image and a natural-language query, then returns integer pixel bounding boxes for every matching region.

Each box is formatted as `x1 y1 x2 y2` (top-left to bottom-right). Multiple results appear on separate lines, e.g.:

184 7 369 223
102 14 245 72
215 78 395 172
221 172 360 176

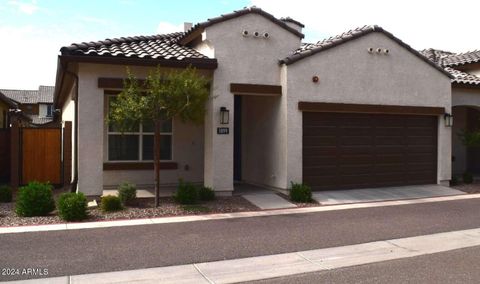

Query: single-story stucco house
54 7 462 197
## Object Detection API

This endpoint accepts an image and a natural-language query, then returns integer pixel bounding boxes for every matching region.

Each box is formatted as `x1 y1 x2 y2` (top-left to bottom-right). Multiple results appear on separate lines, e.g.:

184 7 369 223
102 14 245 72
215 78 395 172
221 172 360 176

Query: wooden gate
0 129 10 182
21 128 62 185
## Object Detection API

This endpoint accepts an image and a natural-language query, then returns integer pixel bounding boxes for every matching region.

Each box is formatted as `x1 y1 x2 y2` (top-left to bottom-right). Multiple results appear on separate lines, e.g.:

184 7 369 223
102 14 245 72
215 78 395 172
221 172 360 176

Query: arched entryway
452 105 480 176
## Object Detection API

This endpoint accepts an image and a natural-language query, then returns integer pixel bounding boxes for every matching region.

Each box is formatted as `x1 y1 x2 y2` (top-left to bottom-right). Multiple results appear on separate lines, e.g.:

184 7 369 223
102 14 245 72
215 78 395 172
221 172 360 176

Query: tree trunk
154 119 162 207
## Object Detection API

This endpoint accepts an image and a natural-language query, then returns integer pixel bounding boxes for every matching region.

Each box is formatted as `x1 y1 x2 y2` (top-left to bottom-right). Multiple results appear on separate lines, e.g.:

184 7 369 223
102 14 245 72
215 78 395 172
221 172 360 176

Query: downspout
60 60 79 192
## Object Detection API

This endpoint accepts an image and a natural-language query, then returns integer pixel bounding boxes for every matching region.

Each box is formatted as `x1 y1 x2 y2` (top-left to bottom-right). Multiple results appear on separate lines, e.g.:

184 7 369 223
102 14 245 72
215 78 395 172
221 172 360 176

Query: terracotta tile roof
442 50 480 67
280 17 304 28
445 67 480 86
0 86 54 104
419 48 455 65
281 25 452 78
179 6 304 45
60 32 210 61
419 49 480 87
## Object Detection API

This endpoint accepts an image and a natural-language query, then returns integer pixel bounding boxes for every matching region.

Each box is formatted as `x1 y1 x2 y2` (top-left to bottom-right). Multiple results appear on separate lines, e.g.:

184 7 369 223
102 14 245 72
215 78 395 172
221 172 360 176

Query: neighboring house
0 91 17 129
421 49 480 176
0 85 55 125
54 7 453 197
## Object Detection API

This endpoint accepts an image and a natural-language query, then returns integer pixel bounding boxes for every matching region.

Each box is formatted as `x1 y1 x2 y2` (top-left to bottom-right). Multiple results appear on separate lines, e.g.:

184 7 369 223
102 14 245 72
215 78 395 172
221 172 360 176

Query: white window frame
106 95 173 162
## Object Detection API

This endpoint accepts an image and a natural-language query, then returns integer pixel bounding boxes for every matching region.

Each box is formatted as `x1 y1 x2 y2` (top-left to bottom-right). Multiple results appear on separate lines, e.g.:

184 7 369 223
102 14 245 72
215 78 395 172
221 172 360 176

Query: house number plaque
217 127 229 135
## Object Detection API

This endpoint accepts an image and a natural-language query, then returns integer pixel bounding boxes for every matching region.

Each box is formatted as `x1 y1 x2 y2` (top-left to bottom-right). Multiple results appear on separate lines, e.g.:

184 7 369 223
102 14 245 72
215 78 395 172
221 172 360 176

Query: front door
234 95 242 181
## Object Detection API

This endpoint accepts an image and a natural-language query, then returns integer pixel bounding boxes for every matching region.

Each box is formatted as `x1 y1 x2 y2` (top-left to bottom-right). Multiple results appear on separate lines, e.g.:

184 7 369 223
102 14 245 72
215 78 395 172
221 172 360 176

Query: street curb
1 193 479 235
8 227 480 283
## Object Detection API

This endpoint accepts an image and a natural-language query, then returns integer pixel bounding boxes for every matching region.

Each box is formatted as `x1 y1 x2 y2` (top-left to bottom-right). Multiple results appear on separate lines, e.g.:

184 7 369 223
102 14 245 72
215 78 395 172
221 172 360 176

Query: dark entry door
234 95 242 181
303 112 438 191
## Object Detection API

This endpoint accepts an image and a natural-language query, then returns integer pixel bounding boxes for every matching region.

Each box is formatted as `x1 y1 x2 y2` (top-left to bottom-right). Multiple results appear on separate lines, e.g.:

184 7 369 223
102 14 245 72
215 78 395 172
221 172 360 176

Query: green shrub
289 182 312 203
450 176 459 186
57 192 88 221
463 172 474 184
118 182 137 205
101 195 123 212
15 182 55 217
175 180 198 205
0 185 12 203
198 186 215 201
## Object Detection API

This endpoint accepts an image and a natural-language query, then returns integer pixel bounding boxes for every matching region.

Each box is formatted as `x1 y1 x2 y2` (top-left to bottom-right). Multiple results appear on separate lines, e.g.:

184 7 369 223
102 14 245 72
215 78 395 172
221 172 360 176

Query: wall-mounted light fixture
220 107 229 124
444 113 453 127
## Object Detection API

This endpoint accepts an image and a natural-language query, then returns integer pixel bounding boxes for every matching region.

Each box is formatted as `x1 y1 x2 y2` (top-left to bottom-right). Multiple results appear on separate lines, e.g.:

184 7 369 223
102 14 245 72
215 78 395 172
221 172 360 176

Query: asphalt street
252 246 480 284
1 198 480 281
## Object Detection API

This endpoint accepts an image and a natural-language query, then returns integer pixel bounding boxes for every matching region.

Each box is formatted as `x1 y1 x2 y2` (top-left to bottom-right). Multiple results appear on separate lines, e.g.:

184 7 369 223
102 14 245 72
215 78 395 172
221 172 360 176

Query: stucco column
77 69 104 197
204 83 234 195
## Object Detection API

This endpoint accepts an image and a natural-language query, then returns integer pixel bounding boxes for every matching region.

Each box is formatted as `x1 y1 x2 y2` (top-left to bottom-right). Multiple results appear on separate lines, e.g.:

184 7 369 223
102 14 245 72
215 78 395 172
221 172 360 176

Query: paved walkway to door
235 183 297 210
313 185 465 205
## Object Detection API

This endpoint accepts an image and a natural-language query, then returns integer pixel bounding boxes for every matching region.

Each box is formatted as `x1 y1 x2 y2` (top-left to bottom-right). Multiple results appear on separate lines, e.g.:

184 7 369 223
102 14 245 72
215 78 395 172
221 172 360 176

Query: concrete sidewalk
10 228 480 284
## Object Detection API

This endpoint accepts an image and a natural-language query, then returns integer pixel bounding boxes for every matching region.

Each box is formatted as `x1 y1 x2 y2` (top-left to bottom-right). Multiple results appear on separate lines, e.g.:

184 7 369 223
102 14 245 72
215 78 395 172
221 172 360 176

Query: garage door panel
407 136 436 145
340 127 373 136
340 136 373 146
340 146 374 155
374 127 405 136
303 156 336 166
339 165 372 175
406 117 437 127
375 146 404 154
303 136 336 147
303 126 337 136
375 136 405 146
303 112 437 191
303 146 338 156
303 166 337 177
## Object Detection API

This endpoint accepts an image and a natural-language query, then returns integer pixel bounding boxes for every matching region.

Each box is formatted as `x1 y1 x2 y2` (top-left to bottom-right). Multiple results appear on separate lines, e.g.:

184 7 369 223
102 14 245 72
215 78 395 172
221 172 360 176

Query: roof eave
59 54 218 70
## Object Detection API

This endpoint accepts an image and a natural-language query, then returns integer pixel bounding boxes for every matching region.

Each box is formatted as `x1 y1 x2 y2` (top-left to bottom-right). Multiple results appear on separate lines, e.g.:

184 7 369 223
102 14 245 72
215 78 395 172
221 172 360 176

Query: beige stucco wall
76 63 206 196
285 32 452 186
198 13 301 193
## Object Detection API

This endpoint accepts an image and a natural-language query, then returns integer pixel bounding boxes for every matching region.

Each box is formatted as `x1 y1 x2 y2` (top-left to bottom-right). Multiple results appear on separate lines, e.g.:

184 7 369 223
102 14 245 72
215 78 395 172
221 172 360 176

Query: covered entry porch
231 83 286 193
452 87 480 177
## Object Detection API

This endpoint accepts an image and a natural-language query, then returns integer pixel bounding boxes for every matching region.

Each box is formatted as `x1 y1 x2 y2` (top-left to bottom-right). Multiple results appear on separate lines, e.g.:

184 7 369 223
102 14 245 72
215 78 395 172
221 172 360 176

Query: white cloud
156 21 183 34
250 0 480 52
8 0 39 15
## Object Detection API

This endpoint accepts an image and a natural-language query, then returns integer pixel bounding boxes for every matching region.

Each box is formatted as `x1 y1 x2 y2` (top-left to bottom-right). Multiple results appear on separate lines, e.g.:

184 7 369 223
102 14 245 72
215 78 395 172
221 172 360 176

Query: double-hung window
107 96 173 162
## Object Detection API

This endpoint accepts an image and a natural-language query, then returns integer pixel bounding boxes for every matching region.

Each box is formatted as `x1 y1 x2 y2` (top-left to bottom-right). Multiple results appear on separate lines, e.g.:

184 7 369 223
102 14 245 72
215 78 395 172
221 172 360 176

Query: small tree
459 129 480 147
109 66 210 207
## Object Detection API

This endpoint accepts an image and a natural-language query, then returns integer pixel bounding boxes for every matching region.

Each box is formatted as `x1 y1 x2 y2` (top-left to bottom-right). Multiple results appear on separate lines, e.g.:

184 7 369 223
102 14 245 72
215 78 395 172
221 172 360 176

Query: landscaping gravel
453 182 480 194
0 196 259 227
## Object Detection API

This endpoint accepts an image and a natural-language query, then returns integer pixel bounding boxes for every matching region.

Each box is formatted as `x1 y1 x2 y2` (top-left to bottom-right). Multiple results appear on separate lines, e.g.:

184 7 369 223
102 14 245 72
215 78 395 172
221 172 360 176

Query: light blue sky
1 0 480 89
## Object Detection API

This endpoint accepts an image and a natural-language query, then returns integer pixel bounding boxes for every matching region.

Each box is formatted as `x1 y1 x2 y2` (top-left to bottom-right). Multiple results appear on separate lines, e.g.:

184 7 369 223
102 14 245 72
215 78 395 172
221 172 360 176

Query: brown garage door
303 112 438 191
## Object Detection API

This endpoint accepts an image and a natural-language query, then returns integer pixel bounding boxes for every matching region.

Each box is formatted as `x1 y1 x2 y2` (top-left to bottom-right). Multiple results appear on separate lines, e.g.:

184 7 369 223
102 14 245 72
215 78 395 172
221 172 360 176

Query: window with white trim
107 96 173 162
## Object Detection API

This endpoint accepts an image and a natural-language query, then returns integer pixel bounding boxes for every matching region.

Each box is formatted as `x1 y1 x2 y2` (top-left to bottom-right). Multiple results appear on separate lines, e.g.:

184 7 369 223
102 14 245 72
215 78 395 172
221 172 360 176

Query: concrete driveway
313 184 465 205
